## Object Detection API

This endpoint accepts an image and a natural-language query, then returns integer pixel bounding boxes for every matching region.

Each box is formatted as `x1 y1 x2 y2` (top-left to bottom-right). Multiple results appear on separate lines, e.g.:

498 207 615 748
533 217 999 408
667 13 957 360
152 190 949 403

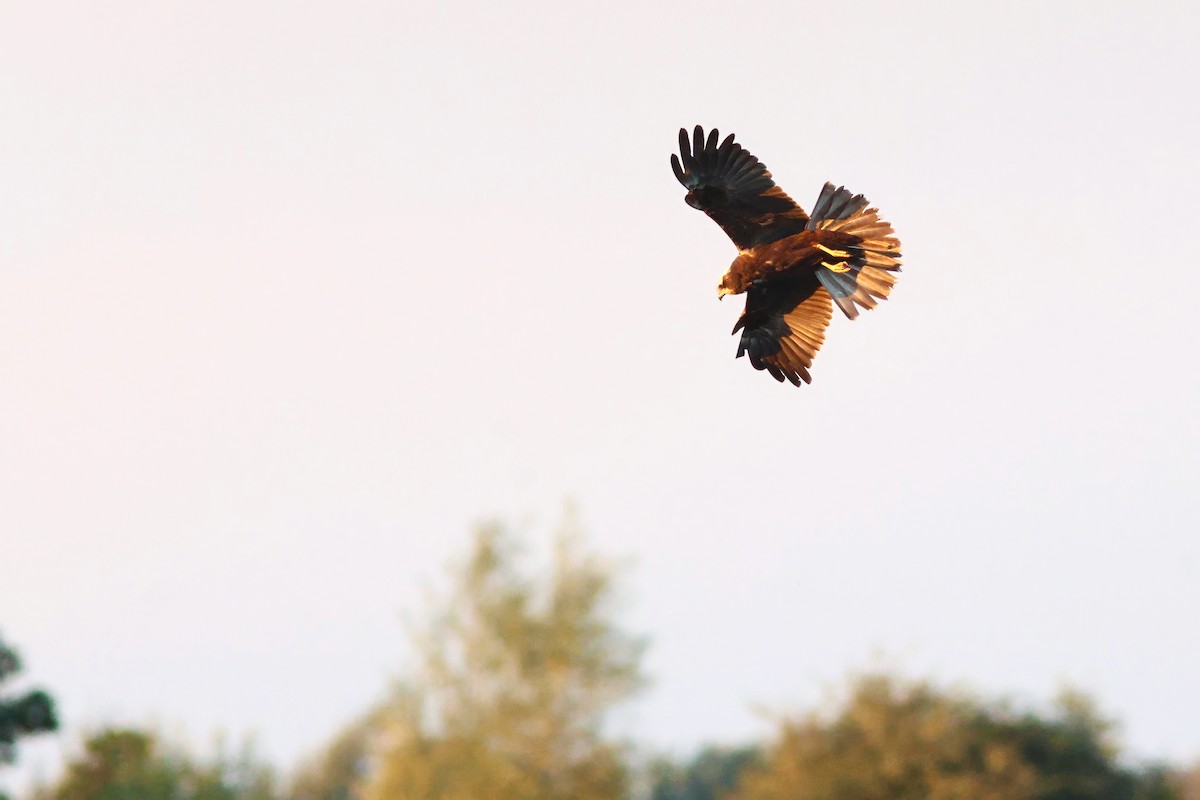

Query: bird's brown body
722 230 863 295
672 126 902 385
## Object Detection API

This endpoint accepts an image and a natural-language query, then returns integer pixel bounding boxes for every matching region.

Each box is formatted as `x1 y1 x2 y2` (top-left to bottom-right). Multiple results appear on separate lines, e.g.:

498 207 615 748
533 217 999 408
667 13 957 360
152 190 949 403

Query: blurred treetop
363 521 647 800
0 635 58 767
30 728 277 800
726 674 1178 800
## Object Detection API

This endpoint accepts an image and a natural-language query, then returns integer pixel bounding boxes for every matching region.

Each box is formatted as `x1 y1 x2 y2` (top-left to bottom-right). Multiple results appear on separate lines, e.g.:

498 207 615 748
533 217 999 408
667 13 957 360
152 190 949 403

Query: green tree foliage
648 746 762 800
0 635 58 766
728 675 1179 800
31 729 277 800
363 521 646 800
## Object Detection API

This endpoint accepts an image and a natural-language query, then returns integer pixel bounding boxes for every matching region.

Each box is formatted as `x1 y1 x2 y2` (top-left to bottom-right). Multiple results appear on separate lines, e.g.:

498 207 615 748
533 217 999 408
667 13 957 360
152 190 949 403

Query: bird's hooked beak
717 285 732 300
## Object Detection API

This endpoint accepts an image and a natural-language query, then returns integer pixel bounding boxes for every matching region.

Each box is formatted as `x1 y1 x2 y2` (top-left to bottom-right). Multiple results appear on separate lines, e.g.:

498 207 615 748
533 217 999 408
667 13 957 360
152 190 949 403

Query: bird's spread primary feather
670 126 809 249
672 125 903 386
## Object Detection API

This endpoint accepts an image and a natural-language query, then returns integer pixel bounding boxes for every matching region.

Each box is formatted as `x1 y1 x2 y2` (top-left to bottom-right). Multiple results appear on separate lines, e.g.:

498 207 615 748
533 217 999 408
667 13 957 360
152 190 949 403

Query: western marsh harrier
672 126 902 385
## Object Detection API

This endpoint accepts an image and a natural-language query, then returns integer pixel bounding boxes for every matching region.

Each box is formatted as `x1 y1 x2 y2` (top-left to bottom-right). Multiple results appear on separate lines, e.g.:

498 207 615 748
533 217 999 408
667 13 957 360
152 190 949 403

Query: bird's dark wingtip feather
671 153 685 184
715 132 736 171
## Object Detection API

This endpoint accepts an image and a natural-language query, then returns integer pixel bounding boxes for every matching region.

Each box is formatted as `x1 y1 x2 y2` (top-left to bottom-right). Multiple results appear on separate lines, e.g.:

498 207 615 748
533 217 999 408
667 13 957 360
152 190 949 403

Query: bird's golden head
718 251 757 298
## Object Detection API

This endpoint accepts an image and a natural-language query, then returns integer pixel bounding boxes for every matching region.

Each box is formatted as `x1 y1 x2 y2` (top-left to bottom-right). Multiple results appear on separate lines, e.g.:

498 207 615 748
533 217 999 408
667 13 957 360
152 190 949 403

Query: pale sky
3 0 1199 790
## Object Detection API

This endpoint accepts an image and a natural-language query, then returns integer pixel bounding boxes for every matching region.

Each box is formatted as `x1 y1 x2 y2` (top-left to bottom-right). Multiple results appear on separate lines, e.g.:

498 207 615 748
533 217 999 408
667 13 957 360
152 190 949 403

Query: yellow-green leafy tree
32 729 277 800
363 520 646 800
729 675 1178 800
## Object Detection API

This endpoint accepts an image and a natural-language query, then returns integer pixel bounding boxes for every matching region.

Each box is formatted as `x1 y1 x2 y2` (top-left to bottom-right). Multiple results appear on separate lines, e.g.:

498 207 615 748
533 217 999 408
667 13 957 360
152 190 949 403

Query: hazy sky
3 0 1199 789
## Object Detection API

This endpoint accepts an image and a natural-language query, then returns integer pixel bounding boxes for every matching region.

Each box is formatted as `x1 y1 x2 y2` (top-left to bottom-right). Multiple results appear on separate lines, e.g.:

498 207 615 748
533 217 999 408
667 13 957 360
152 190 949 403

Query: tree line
4 521 1199 800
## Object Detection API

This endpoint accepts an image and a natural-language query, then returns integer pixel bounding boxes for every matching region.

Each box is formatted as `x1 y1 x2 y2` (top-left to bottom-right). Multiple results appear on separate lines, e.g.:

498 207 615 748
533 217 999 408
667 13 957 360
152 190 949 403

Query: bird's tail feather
806 182 902 320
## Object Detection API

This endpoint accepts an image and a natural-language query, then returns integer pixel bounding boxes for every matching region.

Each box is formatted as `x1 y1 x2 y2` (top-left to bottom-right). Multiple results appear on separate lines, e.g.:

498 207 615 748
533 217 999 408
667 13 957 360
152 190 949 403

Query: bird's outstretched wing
732 271 833 385
671 125 810 249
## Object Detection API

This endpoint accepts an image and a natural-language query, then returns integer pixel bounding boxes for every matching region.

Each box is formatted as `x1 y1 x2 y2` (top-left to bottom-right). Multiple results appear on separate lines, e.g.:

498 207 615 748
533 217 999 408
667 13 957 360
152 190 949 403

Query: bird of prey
671 126 902 386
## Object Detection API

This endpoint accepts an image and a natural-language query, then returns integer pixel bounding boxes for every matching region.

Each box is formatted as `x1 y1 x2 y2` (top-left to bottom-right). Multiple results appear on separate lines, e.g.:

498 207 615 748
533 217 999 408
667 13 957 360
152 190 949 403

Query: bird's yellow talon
821 260 852 273
815 243 852 258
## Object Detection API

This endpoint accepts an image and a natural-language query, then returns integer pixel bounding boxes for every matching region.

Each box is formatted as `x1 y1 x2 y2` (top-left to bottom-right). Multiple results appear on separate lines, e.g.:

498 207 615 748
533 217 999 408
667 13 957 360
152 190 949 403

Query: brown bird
671 125 902 385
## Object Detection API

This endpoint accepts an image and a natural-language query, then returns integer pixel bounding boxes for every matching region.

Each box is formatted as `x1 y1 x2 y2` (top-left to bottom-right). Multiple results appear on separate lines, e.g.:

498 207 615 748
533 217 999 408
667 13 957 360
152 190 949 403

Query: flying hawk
671 126 902 385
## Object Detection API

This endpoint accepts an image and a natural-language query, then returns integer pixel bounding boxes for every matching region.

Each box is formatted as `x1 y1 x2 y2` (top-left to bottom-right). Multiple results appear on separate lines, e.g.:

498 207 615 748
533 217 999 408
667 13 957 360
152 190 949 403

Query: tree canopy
31 728 276 800
648 746 762 800
0 635 58 767
727 674 1177 800
8 521 1198 800
362 521 647 800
